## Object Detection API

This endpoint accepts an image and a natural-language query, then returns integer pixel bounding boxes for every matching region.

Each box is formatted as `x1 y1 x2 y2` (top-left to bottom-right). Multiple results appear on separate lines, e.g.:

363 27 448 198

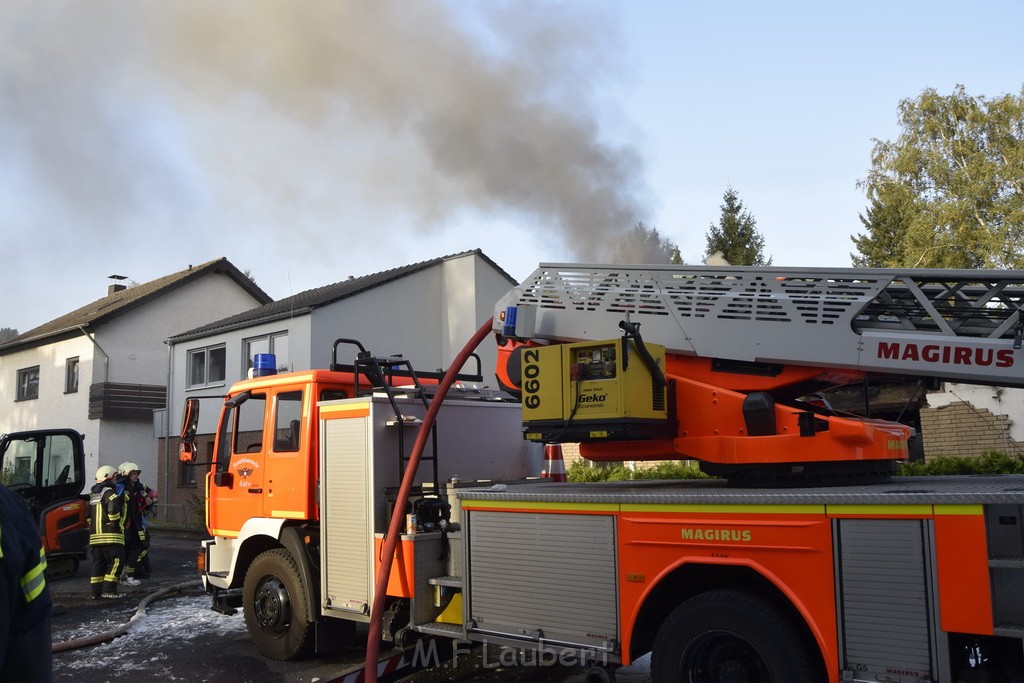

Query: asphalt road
48 530 646 682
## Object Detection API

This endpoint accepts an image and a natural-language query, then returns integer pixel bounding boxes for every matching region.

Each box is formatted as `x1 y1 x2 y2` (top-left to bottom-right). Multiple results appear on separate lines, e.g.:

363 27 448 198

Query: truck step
994 624 1024 639
415 622 465 638
989 557 1024 569
427 576 463 588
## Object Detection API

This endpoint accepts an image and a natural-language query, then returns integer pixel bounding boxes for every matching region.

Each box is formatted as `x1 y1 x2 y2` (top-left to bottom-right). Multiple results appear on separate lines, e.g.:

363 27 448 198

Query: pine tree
850 183 914 267
609 221 681 264
704 188 771 266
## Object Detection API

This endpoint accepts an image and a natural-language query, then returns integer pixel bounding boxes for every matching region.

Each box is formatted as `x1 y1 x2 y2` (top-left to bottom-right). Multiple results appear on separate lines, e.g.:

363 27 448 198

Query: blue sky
2 1 1023 334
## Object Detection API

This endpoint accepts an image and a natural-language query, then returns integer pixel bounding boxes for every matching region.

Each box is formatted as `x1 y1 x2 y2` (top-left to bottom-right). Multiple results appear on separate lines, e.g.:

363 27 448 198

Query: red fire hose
363 318 494 682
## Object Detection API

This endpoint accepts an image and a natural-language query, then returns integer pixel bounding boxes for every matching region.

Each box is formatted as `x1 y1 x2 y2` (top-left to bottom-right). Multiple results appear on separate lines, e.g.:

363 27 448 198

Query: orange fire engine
182 264 1024 682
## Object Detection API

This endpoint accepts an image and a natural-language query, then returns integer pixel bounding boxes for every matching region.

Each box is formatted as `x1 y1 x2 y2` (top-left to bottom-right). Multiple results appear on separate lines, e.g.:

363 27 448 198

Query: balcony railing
88 383 166 420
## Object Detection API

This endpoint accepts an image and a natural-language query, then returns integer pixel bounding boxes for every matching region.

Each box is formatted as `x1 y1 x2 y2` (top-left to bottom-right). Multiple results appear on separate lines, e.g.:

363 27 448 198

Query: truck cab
203 370 352 536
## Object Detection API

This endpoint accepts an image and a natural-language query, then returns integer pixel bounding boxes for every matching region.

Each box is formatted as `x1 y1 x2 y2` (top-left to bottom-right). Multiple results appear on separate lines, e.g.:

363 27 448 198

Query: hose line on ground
51 579 204 653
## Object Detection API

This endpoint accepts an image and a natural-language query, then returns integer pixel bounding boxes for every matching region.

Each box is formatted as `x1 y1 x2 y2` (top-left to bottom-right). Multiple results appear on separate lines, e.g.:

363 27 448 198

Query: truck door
263 389 309 519
207 391 268 536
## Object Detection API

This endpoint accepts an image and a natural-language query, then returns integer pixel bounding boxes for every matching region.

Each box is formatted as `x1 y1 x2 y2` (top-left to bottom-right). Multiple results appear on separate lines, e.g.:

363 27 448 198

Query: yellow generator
521 337 671 442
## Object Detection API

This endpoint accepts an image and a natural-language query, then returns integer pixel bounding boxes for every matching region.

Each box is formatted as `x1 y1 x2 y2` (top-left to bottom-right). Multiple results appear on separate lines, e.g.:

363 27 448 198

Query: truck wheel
651 589 820 682
242 548 314 660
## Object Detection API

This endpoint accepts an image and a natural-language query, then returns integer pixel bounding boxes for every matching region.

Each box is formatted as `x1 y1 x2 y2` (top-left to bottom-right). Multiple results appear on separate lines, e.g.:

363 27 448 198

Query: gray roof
167 249 518 343
0 258 272 354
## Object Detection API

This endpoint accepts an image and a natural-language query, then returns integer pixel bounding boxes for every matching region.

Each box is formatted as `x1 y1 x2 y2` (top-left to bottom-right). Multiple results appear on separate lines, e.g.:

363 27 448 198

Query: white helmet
95 465 117 482
117 461 140 476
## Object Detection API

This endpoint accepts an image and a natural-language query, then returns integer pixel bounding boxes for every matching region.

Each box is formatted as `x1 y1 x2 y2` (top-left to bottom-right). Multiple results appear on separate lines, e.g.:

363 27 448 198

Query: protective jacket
89 479 124 545
0 483 53 681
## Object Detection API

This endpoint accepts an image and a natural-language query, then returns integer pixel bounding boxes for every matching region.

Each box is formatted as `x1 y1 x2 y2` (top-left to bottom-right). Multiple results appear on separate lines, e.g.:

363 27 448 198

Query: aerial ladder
492 263 1024 482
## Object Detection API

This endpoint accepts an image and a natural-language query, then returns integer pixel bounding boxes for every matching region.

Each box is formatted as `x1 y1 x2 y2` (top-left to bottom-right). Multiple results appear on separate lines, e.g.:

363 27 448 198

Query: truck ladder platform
495 264 1024 387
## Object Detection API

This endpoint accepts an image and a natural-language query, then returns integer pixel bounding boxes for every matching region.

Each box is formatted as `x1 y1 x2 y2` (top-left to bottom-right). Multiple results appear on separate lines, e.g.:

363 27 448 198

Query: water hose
52 579 203 652
363 318 493 682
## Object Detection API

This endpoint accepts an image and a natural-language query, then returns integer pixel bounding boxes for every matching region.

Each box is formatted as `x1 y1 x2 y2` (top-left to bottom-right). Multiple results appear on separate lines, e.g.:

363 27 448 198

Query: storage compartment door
321 413 373 616
466 511 617 650
837 518 935 683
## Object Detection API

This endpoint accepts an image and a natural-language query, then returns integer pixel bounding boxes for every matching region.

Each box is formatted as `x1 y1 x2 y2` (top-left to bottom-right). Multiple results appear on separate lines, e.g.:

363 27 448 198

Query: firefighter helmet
117 462 140 476
95 465 117 482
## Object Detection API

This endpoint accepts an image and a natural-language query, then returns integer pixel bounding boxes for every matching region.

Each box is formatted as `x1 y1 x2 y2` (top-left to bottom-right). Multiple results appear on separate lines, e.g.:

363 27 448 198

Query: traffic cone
542 444 567 482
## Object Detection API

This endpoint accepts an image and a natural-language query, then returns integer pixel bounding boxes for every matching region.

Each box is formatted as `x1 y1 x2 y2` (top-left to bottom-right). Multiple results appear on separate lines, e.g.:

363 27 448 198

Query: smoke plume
1 1 648 269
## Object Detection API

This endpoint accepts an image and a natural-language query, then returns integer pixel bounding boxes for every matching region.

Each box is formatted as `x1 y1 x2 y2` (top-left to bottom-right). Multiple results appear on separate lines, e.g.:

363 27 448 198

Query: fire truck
182 264 1024 682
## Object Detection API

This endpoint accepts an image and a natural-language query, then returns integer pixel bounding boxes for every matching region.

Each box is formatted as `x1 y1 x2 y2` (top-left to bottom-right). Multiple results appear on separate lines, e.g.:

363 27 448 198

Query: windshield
1 432 81 495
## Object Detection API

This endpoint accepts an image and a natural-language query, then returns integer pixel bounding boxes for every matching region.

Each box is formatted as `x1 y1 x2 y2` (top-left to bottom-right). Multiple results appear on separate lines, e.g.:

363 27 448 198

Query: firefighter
0 483 53 681
116 462 152 583
89 465 126 599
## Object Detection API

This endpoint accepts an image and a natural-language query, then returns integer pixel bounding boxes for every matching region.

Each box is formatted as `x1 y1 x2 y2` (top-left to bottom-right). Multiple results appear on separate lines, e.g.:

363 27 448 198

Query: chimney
108 274 128 295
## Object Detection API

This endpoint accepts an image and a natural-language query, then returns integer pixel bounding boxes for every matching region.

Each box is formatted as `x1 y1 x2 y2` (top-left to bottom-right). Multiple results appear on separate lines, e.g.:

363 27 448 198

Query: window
244 332 289 375
0 432 79 490
214 392 268 474
234 393 267 456
16 366 39 401
65 357 80 393
187 345 226 388
273 391 303 452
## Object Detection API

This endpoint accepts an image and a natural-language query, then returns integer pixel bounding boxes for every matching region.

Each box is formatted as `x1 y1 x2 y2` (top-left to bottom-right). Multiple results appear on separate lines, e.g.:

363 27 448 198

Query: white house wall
167 314 314 436
94 275 259 385
2 271 268 488
310 267 447 374
927 383 1024 442
309 255 513 384
0 335 99 471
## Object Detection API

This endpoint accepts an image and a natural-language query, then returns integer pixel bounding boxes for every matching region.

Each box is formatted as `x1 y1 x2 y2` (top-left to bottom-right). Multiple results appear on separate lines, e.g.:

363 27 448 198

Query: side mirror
214 471 233 487
179 398 200 463
179 441 196 463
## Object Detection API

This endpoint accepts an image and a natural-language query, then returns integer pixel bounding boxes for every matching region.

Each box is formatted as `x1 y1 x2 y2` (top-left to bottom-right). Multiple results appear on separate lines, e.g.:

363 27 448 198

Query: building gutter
78 325 110 383
163 340 173 511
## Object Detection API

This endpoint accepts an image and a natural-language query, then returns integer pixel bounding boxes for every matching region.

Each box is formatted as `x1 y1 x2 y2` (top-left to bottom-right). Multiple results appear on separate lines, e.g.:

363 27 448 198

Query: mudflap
313 617 358 655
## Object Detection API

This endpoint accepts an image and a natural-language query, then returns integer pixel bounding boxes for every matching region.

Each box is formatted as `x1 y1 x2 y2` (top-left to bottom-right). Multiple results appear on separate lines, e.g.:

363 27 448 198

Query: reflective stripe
90 533 125 545
21 548 47 603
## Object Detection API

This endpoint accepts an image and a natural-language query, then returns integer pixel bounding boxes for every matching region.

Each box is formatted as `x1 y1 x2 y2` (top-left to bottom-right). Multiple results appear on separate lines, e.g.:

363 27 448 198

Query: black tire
242 548 314 660
651 589 820 683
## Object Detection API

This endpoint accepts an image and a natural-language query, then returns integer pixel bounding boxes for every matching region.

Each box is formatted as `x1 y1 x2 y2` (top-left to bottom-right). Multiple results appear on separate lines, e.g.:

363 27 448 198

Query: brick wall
919 401 1022 459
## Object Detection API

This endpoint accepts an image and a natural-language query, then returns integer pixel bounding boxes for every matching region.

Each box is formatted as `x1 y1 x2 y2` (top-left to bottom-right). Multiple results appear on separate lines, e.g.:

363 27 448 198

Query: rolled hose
51 579 204 653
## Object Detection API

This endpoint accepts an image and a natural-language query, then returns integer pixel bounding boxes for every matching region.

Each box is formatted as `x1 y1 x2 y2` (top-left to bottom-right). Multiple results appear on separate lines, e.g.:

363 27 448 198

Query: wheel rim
253 574 292 638
679 630 772 683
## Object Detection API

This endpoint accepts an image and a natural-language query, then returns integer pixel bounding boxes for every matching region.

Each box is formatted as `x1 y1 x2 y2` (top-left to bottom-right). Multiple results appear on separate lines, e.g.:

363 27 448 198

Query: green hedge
567 452 1024 482
566 460 710 482
896 451 1024 476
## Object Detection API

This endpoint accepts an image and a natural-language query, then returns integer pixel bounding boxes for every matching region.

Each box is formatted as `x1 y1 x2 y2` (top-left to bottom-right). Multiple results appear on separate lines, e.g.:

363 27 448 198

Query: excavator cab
0 429 89 576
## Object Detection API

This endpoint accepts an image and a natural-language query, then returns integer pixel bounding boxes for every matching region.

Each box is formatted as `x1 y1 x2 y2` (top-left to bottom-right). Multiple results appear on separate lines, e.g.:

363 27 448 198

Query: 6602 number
523 349 541 409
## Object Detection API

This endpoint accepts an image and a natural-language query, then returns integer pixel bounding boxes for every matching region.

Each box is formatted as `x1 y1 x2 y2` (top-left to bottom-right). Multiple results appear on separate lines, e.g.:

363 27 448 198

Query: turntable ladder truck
186 264 1024 683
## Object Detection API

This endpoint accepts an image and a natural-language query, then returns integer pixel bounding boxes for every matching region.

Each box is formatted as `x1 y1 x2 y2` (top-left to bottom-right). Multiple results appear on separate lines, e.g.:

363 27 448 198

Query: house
0 259 272 488
156 250 519 524
919 383 1024 459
